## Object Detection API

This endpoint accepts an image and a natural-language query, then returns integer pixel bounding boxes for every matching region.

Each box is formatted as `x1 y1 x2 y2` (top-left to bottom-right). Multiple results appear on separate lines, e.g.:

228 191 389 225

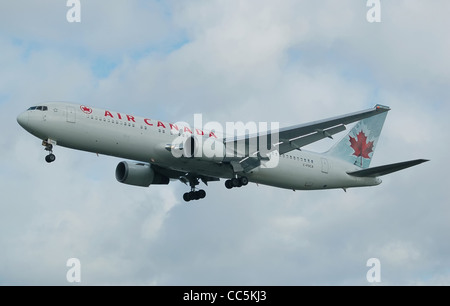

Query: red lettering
105 110 114 118
184 126 192 134
144 119 153 126
117 113 122 120
126 115 135 122
209 132 217 138
157 121 166 128
169 123 179 131
196 129 204 136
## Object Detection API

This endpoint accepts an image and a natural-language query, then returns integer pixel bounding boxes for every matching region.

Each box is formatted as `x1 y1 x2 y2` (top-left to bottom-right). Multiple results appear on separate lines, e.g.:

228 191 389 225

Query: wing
224 104 391 172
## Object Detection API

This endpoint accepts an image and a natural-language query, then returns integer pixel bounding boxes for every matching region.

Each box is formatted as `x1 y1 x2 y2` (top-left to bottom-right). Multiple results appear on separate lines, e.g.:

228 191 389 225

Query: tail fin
325 107 389 169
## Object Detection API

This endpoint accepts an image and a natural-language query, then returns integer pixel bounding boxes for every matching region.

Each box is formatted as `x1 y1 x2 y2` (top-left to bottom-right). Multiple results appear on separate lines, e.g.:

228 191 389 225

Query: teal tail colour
325 107 388 169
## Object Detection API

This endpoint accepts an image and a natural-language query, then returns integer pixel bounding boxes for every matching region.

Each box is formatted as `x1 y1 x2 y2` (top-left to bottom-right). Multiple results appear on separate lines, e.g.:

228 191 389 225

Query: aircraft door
321 158 329 174
66 106 76 123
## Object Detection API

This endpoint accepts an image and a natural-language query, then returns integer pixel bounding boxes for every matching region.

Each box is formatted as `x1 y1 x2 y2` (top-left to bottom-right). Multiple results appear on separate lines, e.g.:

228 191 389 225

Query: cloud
0 0 448 286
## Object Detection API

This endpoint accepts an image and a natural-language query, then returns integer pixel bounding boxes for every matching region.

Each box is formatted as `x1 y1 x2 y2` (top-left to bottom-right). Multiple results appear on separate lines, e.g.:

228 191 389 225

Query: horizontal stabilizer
347 159 429 177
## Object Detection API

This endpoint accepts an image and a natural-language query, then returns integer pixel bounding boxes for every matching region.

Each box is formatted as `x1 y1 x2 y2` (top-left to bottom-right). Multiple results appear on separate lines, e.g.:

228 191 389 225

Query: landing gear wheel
231 178 241 187
198 189 206 199
45 154 56 163
225 176 248 189
183 189 206 202
189 191 197 200
183 193 191 202
225 180 233 189
239 176 249 186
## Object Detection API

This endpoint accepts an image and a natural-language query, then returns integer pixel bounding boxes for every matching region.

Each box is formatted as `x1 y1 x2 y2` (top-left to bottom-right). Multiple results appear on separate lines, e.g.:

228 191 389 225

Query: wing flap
347 159 429 177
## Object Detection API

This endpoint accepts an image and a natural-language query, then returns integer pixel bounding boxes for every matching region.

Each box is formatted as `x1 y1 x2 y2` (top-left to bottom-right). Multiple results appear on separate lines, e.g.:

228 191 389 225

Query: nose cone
17 111 29 128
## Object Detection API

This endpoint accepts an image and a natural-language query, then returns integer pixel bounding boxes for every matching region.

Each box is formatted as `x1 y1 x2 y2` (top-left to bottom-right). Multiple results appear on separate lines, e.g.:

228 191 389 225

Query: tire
225 180 233 189
240 176 249 186
45 154 56 163
231 178 240 187
183 193 191 202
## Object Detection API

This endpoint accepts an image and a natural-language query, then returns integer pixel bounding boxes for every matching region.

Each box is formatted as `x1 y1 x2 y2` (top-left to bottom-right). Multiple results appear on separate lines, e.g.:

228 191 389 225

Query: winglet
375 104 391 111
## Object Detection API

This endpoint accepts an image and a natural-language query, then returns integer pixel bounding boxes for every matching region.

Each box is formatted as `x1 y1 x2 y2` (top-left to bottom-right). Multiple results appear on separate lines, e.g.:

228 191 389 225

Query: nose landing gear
43 139 56 163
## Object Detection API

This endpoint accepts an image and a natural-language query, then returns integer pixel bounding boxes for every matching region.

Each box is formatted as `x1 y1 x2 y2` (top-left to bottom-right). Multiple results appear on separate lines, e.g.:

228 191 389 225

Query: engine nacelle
115 161 170 187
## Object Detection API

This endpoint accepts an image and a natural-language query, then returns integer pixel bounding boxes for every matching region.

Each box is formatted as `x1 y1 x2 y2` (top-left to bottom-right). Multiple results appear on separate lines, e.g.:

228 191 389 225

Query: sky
0 0 449 285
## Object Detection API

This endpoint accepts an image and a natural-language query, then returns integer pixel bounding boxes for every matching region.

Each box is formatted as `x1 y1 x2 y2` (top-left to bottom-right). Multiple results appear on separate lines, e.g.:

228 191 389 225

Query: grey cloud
0 0 447 285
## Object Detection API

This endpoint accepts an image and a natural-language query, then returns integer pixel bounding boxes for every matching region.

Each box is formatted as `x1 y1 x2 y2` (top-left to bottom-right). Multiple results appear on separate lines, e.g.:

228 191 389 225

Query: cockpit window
28 106 48 111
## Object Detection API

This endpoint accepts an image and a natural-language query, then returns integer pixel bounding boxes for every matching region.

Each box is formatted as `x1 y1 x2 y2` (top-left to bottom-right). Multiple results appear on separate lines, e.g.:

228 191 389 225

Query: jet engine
115 161 169 187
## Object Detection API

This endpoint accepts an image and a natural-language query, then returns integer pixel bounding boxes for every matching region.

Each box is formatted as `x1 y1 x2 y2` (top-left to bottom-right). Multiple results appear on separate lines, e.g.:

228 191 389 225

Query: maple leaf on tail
349 131 374 159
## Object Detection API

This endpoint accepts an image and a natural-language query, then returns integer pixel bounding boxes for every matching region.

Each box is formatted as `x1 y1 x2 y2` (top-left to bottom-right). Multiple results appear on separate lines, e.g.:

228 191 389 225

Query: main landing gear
43 140 56 163
183 176 206 202
225 176 248 189
183 189 206 202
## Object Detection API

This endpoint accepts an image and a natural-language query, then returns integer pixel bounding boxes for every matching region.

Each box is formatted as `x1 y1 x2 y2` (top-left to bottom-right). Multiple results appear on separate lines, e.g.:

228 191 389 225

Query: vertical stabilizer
325 107 389 169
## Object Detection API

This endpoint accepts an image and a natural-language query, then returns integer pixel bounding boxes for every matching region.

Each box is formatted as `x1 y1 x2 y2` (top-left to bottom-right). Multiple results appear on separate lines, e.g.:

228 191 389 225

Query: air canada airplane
17 102 428 202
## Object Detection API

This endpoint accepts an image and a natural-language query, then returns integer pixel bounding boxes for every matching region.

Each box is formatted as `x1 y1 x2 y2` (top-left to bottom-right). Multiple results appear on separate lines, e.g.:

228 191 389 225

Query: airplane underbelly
157 158 235 178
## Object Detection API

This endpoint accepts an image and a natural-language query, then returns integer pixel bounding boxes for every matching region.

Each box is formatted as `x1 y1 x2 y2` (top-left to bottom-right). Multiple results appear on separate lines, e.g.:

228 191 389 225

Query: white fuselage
17 102 381 190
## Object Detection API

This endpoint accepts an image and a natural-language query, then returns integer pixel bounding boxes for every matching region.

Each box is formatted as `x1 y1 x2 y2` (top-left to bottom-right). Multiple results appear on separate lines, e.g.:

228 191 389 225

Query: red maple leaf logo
80 105 92 114
349 131 374 159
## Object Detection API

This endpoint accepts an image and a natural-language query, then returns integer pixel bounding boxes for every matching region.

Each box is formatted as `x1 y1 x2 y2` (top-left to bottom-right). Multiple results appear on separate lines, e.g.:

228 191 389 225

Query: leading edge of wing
223 104 390 158
275 104 391 142
225 104 390 143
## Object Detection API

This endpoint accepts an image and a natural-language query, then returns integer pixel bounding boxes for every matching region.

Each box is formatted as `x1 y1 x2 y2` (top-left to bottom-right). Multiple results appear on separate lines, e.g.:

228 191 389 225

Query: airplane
17 102 428 202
